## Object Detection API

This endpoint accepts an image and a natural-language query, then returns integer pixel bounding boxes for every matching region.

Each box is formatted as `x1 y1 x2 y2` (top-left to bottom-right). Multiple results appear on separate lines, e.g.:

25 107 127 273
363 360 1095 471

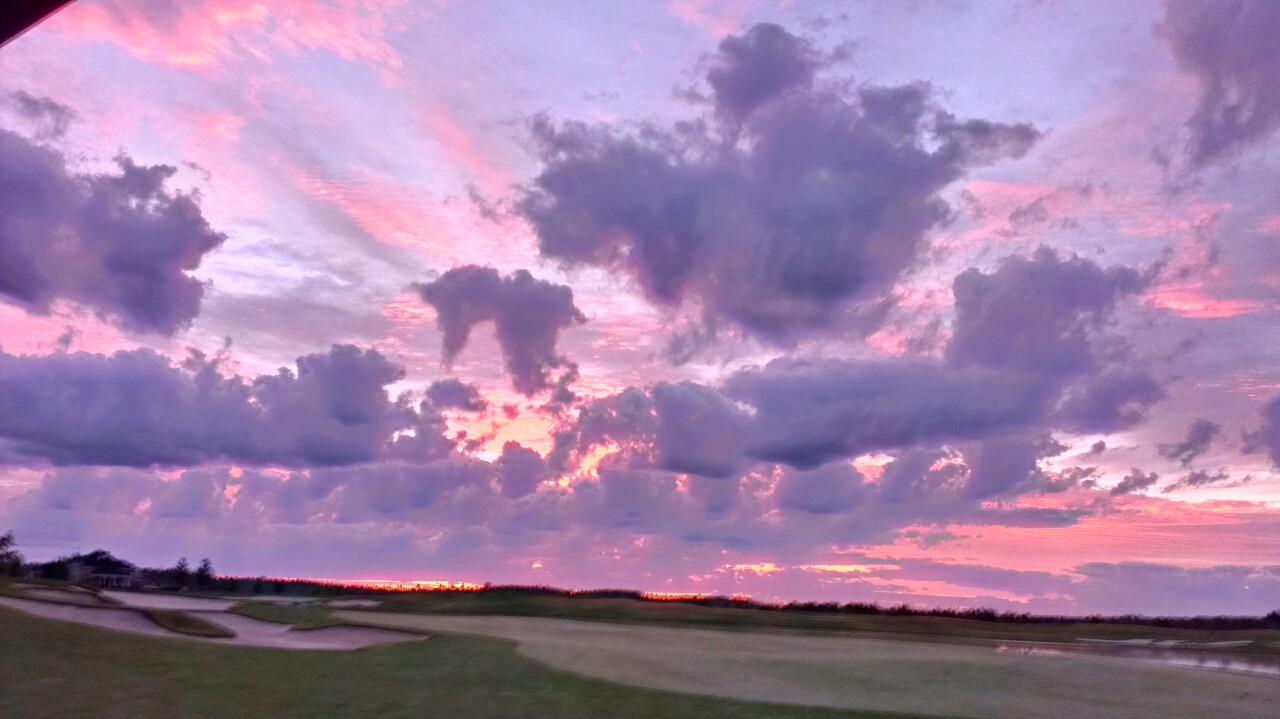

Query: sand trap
188 611 420 650
21 588 104 606
338 611 1280 719
0 597 422 651
0 597 183 641
101 591 234 611
325 599 381 608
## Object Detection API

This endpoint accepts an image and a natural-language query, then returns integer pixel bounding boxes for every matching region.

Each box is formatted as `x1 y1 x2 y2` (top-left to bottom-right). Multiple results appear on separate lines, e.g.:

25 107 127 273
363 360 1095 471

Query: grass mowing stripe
0 605 948 719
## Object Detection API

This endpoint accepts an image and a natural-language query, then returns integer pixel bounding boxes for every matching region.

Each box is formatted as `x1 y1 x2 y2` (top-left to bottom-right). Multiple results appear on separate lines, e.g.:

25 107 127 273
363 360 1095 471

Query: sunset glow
1 0 1279 616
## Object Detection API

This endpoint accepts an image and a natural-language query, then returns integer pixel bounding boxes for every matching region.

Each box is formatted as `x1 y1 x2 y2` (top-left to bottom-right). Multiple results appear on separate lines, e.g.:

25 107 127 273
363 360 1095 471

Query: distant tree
194 558 214 589
0 532 23 576
252 577 265 594
173 557 191 588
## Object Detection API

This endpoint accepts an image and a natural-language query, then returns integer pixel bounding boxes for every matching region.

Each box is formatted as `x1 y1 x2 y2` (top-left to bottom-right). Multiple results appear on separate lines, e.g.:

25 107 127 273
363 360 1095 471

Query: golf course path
0 597 423 651
337 611 1280 719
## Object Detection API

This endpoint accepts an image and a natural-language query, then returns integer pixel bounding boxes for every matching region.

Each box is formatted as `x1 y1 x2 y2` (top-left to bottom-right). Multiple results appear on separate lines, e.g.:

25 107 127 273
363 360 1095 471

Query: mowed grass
334 611 1280 719
0 606 938 719
369 591 1280 653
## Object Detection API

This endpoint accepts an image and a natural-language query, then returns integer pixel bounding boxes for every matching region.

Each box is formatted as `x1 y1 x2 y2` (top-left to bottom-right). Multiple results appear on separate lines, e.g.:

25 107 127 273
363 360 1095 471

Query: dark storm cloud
0 345 450 468
7 92 76 139
426 378 488 412
412 266 586 395
0 130 227 335
1110 468 1161 496
520 23 1039 347
1157 0 1280 167
1158 418 1221 466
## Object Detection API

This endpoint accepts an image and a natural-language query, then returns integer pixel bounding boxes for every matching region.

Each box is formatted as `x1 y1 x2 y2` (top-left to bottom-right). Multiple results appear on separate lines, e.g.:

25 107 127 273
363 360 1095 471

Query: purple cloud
1158 0 1280 166
0 130 226 334
412 267 586 395
0 345 449 468
1158 418 1222 467
520 23 1039 348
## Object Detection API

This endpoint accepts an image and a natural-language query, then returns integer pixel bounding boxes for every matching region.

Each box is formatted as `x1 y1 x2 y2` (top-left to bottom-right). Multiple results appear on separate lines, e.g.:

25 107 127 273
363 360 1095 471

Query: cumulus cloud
947 247 1147 376
1162 469 1247 493
1053 369 1166 433
7 92 76 139
494 441 547 499
0 344 450 468
0 129 227 334
724 358 1051 469
426 378 488 412
705 22 820 124
775 461 867 514
1110 468 1160 496
650 381 749 479
1242 394 1280 467
1158 418 1221 466
962 433 1061 500
520 23 1038 348
412 267 586 395
1157 0 1280 166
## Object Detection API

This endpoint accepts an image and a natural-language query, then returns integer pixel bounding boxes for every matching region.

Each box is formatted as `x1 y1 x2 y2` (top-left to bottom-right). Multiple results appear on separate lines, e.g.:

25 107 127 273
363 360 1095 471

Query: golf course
2 579 1277 719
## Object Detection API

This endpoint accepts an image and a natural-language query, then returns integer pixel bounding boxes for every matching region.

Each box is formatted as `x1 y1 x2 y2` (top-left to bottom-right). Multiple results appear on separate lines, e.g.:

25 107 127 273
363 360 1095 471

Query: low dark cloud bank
0 345 450 467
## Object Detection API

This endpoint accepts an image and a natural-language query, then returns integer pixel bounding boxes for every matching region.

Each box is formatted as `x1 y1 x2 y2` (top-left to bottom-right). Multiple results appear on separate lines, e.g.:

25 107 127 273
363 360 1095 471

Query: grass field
0 605 937 719
333 610 1280 719
366 591 1280 653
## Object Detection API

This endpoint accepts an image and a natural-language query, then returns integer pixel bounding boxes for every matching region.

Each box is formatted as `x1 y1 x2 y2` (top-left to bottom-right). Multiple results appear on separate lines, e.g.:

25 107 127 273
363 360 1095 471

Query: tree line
3 531 1278 628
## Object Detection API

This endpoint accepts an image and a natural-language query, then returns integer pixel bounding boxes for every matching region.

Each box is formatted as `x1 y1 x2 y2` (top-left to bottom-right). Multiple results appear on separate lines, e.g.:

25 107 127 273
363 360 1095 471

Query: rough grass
140 609 236 639
0 605 932 719
230 602 336 626
0 578 123 606
335 611 1280 719
367 592 1280 653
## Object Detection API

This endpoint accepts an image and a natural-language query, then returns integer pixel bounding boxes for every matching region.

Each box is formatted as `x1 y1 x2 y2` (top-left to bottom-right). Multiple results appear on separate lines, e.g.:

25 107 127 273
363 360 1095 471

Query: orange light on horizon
641 591 712 601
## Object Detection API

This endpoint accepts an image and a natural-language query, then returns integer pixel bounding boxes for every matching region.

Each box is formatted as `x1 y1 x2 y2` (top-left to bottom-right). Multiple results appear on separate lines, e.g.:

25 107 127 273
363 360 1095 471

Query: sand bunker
337 612 1280 719
100 591 235 611
0 597 422 651
0 597 183 641
188 611 419 650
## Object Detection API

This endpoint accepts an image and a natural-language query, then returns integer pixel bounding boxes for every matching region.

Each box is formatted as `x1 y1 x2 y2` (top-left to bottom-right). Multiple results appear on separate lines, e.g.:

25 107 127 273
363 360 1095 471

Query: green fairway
0 606 941 719
365 591 1280 653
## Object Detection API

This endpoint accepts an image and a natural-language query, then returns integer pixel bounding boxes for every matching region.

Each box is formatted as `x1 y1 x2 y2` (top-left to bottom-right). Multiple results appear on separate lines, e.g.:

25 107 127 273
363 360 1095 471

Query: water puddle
997 643 1280 677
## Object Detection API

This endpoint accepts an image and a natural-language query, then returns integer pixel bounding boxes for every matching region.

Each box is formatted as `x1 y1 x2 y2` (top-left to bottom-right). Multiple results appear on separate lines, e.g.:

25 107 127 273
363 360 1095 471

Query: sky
1 0 1278 615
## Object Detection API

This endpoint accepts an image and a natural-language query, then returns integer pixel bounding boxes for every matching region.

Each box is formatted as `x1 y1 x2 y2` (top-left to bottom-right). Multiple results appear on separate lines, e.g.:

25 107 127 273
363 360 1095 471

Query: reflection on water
997 643 1280 677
